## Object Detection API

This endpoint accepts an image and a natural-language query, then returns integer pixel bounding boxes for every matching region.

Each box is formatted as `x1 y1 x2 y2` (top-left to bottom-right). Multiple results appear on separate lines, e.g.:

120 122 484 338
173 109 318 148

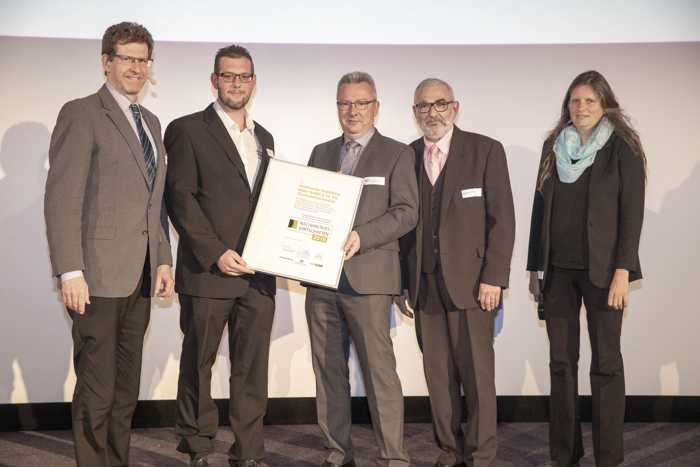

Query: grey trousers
417 271 497 467
305 287 410 467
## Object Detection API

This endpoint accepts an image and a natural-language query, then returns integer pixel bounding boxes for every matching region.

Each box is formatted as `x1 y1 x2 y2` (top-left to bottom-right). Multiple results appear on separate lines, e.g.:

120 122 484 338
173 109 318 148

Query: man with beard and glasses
164 45 276 467
44 22 174 467
397 78 515 467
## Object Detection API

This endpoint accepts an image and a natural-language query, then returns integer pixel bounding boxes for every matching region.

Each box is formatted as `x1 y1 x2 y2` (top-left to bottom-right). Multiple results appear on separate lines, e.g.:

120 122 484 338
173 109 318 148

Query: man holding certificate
304 71 419 467
164 45 275 467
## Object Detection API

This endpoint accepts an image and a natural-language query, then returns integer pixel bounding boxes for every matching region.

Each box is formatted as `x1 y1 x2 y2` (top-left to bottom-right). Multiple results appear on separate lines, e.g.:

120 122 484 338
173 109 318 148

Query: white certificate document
242 158 364 288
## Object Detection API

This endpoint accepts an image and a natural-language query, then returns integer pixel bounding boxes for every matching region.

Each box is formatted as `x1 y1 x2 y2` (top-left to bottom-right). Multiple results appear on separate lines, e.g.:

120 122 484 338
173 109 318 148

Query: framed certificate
242 158 364 288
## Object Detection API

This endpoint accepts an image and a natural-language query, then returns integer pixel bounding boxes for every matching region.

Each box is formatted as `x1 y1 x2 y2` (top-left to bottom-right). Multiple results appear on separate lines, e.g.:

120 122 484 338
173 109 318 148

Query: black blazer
527 132 645 288
400 126 515 310
164 104 275 298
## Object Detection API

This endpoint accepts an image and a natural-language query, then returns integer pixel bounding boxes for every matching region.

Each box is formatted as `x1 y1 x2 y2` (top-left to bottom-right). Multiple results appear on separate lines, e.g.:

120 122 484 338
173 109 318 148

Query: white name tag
363 176 385 186
266 148 275 158
461 188 482 198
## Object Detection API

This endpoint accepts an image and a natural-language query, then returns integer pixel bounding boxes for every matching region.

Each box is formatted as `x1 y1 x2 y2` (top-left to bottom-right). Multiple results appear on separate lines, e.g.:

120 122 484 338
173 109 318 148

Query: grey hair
414 78 454 101
337 71 377 98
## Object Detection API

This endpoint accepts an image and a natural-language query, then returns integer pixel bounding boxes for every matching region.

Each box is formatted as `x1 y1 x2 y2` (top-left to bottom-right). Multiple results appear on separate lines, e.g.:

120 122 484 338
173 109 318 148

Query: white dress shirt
213 100 261 188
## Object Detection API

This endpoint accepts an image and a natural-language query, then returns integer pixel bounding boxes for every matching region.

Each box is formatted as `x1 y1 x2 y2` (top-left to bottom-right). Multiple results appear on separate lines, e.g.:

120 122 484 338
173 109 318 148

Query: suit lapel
320 137 344 172
351 130 381 178
203 104 250 191
98 85 150 187
413 137 426 227
439 127 465 224
251 124 273 197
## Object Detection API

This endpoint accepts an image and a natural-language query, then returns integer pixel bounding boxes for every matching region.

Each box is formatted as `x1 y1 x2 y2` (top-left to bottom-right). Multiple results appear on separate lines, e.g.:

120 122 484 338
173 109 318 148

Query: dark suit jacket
400 126 515 310
307 130 419 295
164 104 275 299
45 84 172 297
526 132 645 288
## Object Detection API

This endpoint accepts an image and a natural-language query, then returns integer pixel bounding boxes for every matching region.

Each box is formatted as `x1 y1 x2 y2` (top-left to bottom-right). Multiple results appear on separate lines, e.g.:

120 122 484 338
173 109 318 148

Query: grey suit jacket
45 84 172 298
307 130 418 295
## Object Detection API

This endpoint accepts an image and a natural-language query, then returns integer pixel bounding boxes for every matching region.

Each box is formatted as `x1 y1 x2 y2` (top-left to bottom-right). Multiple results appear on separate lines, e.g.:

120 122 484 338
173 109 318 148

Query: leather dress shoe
321 460 356 467
189 456 209 467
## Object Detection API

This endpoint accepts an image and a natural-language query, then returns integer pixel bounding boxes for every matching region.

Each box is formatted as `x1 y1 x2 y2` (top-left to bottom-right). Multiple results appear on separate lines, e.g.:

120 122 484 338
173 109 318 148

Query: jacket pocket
86 225 115 239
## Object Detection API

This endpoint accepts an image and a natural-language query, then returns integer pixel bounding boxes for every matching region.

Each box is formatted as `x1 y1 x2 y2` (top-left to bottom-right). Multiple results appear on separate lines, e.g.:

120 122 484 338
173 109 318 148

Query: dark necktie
129 104 157 190
340 140 361 175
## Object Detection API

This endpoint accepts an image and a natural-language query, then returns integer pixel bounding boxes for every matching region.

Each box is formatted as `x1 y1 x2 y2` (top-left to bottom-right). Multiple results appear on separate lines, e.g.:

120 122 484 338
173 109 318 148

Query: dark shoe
321 460 356 467
433 463 467 467
230 460 264 467
189 455 209 467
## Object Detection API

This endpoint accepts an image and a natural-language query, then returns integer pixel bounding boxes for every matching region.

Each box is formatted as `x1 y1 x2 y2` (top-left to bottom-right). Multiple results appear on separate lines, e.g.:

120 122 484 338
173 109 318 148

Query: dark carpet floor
0 423 698 466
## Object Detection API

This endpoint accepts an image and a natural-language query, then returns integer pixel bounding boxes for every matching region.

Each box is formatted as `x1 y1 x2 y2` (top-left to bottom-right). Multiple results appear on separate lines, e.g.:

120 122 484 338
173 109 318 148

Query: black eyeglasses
336 100 376 111
414 100 455 113
216 72 255 83
112 54 153 67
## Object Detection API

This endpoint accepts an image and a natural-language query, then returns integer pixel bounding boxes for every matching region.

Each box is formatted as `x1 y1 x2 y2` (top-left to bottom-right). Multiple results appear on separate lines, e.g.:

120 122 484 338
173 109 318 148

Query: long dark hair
537 70 647 191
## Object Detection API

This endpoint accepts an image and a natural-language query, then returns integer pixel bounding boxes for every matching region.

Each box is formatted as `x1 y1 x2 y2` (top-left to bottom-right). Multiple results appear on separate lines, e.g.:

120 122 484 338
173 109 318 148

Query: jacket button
434 248 438 253
142 230 148 236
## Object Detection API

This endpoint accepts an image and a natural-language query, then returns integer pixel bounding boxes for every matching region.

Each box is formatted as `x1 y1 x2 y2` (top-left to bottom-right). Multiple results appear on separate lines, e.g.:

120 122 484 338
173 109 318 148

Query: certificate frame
242 158 364 289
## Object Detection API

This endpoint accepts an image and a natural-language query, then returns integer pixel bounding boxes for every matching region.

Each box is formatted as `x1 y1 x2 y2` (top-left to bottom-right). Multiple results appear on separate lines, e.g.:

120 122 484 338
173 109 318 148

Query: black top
550 166 592 269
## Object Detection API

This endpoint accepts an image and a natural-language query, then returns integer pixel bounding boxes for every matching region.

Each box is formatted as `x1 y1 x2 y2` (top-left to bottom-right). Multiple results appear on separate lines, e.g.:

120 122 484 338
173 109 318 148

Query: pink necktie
428 144 441 185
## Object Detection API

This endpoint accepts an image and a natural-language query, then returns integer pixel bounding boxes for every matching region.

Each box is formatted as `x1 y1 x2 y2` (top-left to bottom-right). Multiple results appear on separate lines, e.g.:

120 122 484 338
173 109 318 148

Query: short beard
421 120 451 142
219 91 249 112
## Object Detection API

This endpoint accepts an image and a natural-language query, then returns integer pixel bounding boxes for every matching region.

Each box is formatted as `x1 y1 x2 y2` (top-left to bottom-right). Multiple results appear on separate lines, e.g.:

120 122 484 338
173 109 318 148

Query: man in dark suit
164 45 275 467
398 78 515 467
305 71 418 467
44 22 174 467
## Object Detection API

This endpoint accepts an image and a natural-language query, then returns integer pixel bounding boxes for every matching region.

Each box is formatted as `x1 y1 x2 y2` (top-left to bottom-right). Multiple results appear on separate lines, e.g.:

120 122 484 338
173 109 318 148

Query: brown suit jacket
164 103 276 299
44 84 172 297
526 132 645 288
400 126 515 310
307 130 419 295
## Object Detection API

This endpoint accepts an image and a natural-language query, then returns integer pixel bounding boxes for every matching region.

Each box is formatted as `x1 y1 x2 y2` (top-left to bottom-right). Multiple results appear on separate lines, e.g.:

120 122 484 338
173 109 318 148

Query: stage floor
0 423 698 466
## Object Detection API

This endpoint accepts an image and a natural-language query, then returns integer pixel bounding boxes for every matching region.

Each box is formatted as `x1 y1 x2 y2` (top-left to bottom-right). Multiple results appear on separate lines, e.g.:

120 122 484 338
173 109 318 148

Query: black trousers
544 267 625 467
70 271 151 467
175 285 275 461
417 270 497 467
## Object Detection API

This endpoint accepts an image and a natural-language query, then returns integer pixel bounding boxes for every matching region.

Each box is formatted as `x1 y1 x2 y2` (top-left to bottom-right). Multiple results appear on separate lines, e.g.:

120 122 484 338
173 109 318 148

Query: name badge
461 188 482 198
363 176 385 186
266 148 275 158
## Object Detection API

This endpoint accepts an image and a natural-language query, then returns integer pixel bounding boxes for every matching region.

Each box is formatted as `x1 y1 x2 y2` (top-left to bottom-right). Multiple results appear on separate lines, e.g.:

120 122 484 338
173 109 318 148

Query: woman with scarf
527 70 646 467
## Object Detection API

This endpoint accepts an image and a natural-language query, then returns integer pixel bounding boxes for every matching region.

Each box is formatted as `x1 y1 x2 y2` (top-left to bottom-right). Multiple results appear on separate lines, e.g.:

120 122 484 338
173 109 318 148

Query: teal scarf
554 117 613 183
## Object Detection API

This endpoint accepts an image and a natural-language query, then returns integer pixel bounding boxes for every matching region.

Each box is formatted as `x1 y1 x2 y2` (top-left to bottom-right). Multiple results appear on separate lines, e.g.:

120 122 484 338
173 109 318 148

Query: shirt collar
213 100 255 133
105 82 136 114
344 127 375 148
423 124 454 155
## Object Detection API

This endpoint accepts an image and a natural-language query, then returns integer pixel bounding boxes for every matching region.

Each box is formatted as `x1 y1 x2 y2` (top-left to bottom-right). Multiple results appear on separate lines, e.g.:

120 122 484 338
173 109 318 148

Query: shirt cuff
61 270 84 282
537 271 544 280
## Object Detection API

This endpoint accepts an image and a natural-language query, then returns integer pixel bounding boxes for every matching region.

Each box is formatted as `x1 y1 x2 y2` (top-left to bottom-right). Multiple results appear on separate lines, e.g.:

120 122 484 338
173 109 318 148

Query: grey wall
0 37 698 403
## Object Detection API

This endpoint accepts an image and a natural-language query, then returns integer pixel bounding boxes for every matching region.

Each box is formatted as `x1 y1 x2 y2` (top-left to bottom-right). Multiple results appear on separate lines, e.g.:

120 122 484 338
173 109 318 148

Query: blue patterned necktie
129 104 156 190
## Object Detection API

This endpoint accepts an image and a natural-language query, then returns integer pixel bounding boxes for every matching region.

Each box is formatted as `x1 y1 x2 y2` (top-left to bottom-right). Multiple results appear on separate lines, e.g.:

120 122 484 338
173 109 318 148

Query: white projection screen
0 1 699 405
